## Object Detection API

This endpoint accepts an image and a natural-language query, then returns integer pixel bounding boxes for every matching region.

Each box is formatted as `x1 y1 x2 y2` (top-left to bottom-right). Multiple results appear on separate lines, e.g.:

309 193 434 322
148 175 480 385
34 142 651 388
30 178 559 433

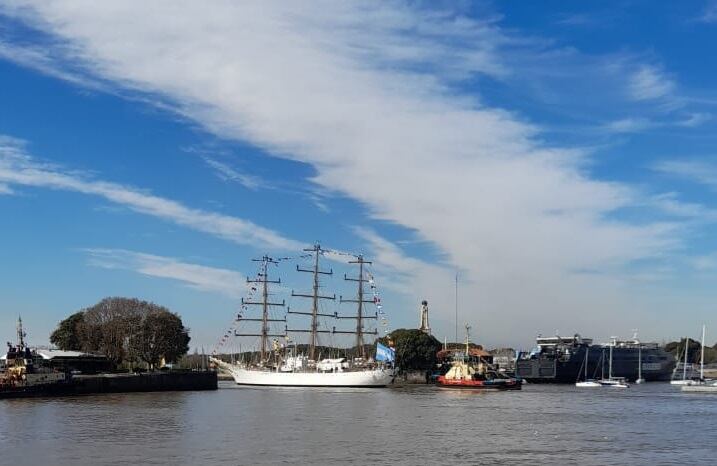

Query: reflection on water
1 382 715 465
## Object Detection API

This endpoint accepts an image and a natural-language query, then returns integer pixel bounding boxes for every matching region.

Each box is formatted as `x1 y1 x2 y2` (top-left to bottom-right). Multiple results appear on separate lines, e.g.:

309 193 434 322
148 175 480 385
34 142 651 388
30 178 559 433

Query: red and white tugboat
437 325 521 390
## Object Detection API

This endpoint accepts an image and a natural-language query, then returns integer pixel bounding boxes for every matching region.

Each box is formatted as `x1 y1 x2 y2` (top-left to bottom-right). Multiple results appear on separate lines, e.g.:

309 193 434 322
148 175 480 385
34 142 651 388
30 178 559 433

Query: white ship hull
681 384 717 393
215 360 393 387
670 379 696 385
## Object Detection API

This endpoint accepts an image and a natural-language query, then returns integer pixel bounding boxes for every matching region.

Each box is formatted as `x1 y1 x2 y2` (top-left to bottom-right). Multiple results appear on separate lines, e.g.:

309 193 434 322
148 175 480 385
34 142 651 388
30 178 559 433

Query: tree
49 297 191 369
50 312 85 350
80 297 146 365
381 329 442 370
665 338 703 364
131 310 190 369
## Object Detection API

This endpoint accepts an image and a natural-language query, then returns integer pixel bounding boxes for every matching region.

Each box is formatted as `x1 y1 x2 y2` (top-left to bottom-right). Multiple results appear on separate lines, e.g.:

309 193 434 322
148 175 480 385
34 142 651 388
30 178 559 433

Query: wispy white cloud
84 248 246 298
554 13 595 27
627 64 675 102
690 252 717 271
654 159 717 190
690 254 717 272
649 192 717 220
181 145 266 191
352 226 452 295
603 117 655 133
0 135 303 251
0 183 13 194
0 40 105 90
700 1 717 23
602 112 709 134
201 157 263 191
677 112 711 127
0 1 694 342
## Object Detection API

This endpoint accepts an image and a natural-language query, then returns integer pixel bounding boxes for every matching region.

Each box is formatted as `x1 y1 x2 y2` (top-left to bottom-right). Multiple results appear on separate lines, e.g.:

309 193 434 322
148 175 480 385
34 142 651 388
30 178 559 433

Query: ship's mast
337 255 378 360
288 244 336 361
683 337 690 381
235 256 286 362
464 324 471 359
609 337 615 379
638 345 642 381
700 325 706 381
17 315 26 348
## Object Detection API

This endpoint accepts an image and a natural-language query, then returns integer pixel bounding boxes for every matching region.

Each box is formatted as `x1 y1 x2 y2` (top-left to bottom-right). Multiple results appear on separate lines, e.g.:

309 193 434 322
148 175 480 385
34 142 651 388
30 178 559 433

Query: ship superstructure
516 333 675 383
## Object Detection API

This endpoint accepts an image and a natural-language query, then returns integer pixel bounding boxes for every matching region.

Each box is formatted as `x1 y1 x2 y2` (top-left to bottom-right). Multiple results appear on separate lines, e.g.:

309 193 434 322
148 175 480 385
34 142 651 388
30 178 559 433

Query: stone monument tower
418 300 431 335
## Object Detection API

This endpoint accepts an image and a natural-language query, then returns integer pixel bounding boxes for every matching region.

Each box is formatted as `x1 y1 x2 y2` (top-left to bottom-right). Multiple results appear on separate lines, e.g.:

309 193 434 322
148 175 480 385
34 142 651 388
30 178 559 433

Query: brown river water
1 381 715 465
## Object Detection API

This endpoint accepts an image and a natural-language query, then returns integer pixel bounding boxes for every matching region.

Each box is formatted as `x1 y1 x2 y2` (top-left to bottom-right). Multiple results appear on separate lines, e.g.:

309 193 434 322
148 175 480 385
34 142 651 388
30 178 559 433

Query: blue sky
2 1 717 350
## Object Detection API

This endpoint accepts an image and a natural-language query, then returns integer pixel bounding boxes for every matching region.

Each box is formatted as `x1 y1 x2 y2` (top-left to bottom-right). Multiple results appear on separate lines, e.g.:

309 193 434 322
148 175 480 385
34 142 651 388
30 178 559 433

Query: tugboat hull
436 376 521 390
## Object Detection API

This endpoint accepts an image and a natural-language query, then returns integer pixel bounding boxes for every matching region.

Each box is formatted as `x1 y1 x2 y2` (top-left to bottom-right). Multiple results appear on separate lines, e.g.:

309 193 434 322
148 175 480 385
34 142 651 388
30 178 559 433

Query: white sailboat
681 325 707 387
671 334 700 385
682 326 717 393
575 347 600 387
212 245 394 387
599 337 629 388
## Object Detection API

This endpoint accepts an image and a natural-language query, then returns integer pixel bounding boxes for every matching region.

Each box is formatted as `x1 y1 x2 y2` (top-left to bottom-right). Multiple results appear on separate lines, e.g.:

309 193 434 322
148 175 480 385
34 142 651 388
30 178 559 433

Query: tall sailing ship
211 244 395 387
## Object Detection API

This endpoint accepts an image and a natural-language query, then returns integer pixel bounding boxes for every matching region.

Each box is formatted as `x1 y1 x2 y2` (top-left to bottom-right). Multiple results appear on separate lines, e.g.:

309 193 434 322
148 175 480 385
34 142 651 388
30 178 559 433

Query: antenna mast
337 255 378 359
455 273 458 344
235 256 286 361
464 323 471 357
288 244 336 360
17 315 26 348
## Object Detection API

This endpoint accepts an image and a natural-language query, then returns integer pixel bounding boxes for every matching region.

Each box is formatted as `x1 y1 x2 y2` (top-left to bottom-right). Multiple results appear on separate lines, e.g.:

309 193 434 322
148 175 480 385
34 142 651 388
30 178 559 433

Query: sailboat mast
609 337 614 379
638 345 642 380
683 337 689 380
701 325 706 380
584 347 589 381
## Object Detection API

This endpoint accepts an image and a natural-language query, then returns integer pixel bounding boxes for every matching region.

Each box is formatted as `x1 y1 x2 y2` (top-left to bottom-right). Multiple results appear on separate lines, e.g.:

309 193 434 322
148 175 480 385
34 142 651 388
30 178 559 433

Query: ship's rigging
234 256 286 361
336 255 378 360
229 244 381 362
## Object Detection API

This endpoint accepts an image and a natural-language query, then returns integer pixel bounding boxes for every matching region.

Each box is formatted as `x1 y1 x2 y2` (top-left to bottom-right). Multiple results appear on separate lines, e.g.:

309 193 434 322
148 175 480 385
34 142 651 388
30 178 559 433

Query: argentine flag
375 342 395 363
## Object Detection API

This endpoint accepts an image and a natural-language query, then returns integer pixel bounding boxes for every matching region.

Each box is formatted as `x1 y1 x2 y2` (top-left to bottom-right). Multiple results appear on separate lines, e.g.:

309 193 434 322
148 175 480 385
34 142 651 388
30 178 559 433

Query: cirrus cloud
0 1 694 343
